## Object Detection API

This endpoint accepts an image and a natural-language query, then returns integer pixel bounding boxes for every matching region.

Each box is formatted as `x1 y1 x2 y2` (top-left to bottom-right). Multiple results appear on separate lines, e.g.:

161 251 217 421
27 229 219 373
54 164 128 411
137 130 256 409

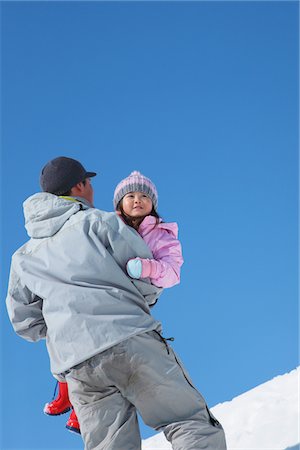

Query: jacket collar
59 196 93 208
138 215 161 234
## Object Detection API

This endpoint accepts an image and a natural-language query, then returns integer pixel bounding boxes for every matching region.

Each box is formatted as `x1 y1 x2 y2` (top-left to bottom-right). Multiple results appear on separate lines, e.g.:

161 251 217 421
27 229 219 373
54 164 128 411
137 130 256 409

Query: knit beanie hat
113 171 158 211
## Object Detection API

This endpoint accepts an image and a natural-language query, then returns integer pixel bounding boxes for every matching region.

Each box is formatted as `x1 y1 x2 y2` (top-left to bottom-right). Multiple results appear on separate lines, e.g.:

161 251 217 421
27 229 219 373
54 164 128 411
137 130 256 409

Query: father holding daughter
6 156 226 450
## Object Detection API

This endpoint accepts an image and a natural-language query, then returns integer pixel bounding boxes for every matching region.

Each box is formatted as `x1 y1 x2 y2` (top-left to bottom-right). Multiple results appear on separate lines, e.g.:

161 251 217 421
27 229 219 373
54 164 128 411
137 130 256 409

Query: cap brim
86 172 97 178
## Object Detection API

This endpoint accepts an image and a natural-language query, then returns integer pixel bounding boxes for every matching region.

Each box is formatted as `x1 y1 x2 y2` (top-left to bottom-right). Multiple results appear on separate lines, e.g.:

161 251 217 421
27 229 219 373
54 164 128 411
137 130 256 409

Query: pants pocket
170 349 222 429
206 405 222 427
170 348 197 390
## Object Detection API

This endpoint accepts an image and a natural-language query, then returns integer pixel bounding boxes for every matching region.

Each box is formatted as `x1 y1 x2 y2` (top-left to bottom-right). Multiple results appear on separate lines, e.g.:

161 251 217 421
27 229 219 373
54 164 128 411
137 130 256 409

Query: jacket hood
23 193 89 238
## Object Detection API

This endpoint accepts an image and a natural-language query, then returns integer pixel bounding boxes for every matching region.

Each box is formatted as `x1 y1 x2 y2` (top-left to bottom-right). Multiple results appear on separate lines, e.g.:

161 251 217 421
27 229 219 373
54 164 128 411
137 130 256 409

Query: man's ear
70 181 85 196
75 181 85 191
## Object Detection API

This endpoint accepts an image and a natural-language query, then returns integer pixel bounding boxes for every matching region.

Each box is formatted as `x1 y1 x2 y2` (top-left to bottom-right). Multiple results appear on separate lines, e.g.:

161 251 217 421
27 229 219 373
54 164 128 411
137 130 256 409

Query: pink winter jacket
135 216 184 288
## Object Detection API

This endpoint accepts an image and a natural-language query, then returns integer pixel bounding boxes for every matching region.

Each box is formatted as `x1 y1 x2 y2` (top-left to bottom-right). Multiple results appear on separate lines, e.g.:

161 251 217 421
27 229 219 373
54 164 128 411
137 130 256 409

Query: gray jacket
6 193 162 376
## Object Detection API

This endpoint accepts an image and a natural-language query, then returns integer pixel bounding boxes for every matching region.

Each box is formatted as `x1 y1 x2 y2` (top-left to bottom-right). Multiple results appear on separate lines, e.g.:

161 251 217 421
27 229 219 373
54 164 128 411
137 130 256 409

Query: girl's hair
117 200 161 231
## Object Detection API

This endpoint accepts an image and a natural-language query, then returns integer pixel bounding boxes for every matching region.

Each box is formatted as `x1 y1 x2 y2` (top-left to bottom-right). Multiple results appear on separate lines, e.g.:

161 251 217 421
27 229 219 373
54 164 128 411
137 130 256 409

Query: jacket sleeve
97 214 163 305
6 267 47 342
139 230 184 288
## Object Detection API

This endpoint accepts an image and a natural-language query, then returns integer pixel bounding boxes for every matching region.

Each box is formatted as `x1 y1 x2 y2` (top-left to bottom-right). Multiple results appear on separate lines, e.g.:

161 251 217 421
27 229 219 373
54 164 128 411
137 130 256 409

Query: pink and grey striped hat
113 171 158 210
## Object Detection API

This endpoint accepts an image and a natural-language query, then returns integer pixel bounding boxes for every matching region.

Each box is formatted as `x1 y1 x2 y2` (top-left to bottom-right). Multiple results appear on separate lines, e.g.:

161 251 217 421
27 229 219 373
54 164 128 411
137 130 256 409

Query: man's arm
6 267 47 342
98 213 163 305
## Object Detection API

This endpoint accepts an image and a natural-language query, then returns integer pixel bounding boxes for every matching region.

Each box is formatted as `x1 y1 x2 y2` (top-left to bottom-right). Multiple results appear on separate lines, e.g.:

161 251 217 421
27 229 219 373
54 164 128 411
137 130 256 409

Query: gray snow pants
64 330 227 450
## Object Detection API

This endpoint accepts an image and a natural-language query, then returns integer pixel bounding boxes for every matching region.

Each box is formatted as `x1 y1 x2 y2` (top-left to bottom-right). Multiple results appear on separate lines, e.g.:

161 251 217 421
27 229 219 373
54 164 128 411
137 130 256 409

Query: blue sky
1 1 298 449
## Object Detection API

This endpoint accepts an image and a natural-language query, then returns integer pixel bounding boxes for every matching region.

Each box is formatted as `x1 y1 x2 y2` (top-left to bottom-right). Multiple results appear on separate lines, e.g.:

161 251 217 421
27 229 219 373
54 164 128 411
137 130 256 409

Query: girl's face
122 191 153 218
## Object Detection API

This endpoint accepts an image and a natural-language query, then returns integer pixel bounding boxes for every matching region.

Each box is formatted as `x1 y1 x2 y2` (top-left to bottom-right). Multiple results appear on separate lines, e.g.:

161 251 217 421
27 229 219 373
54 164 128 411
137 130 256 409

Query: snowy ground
142 367 299 450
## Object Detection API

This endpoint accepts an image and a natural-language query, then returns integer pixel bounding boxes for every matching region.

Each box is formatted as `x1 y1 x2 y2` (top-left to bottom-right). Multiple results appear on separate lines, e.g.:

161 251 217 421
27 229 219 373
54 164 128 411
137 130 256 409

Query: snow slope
142 367 299 450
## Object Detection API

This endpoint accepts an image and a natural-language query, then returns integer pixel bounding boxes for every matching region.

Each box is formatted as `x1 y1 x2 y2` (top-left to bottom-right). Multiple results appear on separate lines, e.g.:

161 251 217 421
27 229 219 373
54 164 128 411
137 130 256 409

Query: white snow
142 367 299 450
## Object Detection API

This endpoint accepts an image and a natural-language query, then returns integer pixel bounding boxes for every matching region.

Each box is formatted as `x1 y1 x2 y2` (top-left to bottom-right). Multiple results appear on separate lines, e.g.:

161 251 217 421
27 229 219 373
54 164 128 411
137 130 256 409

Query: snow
142 367 299 450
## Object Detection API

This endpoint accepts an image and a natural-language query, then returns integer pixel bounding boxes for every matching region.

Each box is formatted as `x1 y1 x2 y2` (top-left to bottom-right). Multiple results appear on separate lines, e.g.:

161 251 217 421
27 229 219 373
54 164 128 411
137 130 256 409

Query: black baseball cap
40 156 97 195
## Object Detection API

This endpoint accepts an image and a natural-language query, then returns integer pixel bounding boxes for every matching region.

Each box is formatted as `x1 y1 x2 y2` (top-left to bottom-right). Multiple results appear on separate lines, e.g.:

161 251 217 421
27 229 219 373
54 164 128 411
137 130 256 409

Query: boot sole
66 425 81 435
44 407 71 416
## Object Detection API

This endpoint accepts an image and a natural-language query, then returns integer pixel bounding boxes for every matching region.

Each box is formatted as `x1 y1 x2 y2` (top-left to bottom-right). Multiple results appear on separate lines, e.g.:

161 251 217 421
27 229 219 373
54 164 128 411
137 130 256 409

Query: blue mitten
126 259 142 279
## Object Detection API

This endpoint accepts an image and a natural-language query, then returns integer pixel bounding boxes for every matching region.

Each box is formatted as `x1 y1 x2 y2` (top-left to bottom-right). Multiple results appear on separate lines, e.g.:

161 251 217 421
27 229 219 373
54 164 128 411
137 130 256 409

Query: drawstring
52 381 59 400
165 336 175 354
154 331 174 354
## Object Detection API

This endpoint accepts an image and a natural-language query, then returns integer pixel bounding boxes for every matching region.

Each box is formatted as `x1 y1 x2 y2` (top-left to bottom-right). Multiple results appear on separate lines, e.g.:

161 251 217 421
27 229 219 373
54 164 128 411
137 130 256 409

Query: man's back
6 193 162 376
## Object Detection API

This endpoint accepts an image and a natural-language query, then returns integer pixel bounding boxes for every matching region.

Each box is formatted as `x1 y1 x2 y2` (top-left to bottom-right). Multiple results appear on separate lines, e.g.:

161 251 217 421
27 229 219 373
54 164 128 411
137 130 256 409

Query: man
6 156 227 450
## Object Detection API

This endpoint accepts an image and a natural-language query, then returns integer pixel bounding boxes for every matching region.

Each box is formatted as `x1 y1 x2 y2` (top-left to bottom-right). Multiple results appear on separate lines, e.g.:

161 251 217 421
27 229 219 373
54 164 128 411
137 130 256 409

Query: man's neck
73 196 93 208
59 195 93 208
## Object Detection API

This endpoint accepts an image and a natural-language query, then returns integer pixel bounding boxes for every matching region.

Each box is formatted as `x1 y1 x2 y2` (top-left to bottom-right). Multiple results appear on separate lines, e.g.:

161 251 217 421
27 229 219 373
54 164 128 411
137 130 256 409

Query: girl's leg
66 408 81 434
44 381 72 415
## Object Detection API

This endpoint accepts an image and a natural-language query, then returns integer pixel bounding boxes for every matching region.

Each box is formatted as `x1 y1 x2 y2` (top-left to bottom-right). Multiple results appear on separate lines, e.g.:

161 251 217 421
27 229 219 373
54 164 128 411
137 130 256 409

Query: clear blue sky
1 1 298 449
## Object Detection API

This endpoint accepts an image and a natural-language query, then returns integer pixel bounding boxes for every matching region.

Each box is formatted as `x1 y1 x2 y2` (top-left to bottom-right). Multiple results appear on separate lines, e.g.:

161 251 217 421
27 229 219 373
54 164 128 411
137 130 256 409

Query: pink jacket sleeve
138 223 184 288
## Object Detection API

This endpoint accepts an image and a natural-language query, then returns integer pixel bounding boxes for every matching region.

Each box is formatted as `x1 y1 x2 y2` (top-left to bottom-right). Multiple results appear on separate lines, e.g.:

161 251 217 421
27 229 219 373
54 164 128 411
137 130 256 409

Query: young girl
44 170 184 434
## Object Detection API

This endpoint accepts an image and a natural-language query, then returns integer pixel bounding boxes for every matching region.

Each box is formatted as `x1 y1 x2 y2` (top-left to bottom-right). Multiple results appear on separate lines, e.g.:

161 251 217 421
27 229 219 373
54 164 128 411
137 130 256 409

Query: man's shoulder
82 209 124 231
83 208 117 222
11 240 36 265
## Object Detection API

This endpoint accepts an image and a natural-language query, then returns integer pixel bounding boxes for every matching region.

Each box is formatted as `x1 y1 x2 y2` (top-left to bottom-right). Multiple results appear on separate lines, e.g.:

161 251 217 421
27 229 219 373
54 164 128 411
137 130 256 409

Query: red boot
44 382 72 415
66 408 81 434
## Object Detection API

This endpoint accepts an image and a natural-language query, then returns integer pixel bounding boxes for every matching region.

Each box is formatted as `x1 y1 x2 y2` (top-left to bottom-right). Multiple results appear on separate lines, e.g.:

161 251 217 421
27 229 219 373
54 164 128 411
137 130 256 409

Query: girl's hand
126 258 142 279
